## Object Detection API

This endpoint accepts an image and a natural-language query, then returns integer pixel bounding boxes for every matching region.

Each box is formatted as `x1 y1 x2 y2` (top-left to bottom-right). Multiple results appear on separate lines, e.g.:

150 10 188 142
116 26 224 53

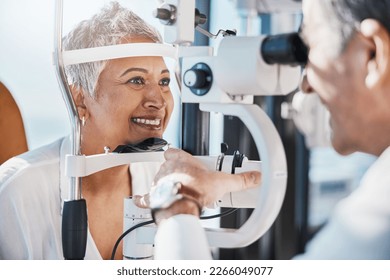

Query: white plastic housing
216 36 278 95
181 35 301 103
123 197 154 259
161 0 195 45
199 103 287 248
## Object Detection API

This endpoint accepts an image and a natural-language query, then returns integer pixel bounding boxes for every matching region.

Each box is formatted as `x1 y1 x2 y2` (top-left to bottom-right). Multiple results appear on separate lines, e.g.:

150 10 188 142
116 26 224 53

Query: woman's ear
70 85 89 120
360 19 390 89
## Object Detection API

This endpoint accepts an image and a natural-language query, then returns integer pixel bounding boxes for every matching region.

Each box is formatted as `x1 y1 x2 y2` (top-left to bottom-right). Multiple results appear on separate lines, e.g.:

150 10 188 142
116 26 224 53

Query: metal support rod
182 0 211 155
54 0 87 260
53 0 82 201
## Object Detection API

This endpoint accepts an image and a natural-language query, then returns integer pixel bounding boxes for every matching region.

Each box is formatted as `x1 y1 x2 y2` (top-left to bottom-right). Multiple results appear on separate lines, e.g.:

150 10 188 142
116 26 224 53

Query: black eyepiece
261 32 308 66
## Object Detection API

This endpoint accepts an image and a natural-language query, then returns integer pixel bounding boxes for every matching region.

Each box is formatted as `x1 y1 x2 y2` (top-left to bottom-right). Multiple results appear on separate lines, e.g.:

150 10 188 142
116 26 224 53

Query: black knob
183 63 213 96
153 8 171 21
184 69 207 89
195 8 207 26
153 4 176 25
220 143 228 154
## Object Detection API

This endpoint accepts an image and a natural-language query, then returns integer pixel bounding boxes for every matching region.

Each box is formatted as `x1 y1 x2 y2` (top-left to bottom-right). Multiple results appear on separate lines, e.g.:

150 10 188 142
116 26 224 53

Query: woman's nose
299 69 314 94
143 83 167 109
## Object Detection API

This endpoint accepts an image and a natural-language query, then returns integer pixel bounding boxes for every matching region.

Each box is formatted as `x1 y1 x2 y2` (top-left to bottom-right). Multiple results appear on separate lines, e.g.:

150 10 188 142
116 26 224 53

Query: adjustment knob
183 63 213 96
195 8 207 26
153 4 176 25
183 69 207 89
153 8 172 21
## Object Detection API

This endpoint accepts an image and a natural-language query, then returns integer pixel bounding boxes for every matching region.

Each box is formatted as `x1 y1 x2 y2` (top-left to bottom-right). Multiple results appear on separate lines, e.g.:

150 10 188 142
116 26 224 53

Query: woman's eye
127 77 145 88
159 78 170 87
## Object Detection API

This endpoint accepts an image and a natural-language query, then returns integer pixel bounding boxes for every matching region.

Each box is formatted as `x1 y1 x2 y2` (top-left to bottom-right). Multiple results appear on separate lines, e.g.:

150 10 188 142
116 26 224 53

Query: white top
0 137 160 259
295 146 390 259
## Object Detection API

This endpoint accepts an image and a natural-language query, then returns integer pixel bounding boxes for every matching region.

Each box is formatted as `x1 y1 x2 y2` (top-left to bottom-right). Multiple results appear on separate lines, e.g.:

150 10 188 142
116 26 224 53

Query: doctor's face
83 37 174 152
299 0 380 155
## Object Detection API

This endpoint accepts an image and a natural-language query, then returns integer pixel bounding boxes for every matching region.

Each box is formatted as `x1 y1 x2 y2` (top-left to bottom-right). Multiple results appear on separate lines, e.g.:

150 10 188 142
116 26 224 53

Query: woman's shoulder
0 137 66 193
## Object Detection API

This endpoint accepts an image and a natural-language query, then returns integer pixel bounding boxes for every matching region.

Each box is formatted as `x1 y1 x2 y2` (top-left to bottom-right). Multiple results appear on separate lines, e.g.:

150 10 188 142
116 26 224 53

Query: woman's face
82 37 174 153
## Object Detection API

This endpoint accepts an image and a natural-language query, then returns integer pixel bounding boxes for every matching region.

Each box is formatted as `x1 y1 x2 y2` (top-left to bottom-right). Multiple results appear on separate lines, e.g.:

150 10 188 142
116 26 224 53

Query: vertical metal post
181 0 211 155
53 0 82 200
53 0 87 260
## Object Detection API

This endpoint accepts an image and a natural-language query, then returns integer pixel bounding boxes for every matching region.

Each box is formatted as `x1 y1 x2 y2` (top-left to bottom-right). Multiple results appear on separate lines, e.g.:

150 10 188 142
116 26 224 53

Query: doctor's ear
69 85 89 120
360 19 390 89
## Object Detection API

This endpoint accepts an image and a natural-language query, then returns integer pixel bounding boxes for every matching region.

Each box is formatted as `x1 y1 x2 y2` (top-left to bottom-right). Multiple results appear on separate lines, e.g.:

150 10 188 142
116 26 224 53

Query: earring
81 116 86 127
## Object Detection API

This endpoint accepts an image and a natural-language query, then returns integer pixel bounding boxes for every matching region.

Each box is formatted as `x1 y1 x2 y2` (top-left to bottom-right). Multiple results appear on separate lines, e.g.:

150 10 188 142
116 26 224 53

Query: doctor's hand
133 148 261 211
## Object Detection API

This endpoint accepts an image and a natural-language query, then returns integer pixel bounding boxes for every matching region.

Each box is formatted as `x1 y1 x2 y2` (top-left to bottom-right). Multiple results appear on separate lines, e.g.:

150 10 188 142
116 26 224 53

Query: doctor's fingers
164 148 206 170
132 194 150 208
153 160 204 185
212 171 262 193
154 150 206 182
164 147 191 160
191 170 261 207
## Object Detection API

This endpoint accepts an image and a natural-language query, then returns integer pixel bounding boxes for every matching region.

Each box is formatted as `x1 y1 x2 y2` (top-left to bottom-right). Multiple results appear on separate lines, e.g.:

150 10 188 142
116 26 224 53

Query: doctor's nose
299 69 314 94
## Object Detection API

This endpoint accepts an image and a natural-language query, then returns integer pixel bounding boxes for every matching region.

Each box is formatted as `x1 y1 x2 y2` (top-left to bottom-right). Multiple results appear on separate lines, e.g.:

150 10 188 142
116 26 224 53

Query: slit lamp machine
53 0 307 260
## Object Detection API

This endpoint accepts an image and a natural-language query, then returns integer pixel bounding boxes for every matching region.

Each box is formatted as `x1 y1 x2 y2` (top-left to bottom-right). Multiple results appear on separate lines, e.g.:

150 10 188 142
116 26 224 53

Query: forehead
302 0 317 15
301 0 342 52
121 35 155 44
301 0 327 33
103 55 168 75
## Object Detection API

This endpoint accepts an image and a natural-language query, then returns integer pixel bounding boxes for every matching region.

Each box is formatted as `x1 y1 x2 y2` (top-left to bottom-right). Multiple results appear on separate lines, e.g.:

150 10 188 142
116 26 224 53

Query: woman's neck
81 165 132 197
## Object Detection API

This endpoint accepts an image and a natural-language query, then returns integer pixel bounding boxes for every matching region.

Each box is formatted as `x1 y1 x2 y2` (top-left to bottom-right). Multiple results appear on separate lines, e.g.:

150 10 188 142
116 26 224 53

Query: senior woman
0 2 173 259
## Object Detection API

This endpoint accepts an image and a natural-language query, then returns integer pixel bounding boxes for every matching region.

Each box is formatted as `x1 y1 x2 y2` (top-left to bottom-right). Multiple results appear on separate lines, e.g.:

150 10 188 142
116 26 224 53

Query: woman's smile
131 116 163 130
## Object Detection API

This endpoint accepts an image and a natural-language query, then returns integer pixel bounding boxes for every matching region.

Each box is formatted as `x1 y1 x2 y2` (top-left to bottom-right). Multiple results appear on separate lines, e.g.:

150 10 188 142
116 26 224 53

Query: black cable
111 208 238 259
110 219 154 260
200 208 238 220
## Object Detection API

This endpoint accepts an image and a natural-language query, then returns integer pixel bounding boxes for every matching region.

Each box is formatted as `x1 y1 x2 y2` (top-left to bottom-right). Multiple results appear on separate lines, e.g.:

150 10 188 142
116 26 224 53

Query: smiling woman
0 1 175 260
72 44 174 155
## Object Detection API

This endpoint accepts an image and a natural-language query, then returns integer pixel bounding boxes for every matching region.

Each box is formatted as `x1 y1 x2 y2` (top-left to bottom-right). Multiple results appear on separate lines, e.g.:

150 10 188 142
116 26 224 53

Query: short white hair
63 1 162 98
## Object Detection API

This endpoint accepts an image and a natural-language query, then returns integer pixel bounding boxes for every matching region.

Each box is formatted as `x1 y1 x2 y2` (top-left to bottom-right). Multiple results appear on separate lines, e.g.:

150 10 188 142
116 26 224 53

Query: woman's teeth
132 118 161 126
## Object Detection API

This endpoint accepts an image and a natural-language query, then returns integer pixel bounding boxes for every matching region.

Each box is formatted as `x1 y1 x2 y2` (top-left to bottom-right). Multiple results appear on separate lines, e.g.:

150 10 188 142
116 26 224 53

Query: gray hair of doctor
63 1 162 98
318 0 390 57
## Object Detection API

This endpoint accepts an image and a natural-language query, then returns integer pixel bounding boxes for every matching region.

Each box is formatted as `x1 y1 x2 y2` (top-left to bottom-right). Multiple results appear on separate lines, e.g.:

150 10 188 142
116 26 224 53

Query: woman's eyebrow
120 68 170 77
120 67 148 77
